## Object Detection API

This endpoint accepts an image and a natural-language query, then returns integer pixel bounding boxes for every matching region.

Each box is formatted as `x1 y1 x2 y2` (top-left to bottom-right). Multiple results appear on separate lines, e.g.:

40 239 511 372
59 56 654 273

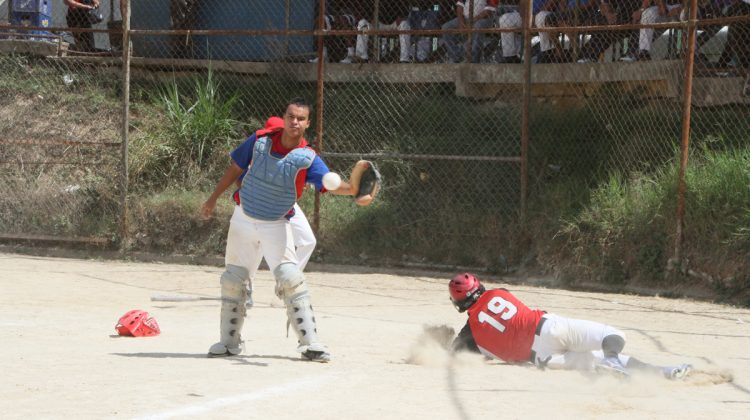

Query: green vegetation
1 55 748 305
129 68 250 191
128 189 232 254
160 68 245 168
543 145 750 304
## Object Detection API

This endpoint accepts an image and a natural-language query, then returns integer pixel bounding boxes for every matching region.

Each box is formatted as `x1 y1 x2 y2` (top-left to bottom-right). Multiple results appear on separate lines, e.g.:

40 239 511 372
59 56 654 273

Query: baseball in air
322 172 342 190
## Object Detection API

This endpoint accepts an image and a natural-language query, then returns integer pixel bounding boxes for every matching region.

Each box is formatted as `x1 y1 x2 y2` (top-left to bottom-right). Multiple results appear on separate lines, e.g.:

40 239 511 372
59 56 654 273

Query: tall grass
550 145 750 297
160 67 245 168
129 68 251 190
684 146 750 251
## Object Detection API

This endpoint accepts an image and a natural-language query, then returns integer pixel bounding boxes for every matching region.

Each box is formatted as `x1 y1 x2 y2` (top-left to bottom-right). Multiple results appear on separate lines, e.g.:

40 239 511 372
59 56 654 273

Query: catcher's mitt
349 160 381 206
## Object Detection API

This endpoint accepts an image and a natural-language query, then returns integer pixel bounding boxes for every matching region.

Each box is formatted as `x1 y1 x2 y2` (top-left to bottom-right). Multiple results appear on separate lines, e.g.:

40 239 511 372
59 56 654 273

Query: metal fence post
119 0 131 252
312 0 326 235
671 0 700 272
521 0 532 222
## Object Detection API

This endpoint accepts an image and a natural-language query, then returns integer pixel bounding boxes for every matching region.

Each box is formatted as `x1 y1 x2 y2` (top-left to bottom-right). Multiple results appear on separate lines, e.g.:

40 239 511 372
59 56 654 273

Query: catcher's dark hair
286 97 312 113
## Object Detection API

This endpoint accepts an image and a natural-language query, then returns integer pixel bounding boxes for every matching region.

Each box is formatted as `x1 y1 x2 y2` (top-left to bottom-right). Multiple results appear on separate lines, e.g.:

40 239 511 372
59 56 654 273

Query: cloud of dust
683 367 734 386
406 324 454 367
551 365 735 401
406 324 485 368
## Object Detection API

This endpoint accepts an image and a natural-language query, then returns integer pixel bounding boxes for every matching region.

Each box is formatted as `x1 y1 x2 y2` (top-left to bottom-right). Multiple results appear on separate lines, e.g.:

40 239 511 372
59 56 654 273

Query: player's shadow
110 352 308 366
110 352 267 366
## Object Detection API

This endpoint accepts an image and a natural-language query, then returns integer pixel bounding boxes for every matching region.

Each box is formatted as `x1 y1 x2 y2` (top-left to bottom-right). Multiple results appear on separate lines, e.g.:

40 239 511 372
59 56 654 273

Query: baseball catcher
449 273 692 380
201 99 377 362
348 160 381 206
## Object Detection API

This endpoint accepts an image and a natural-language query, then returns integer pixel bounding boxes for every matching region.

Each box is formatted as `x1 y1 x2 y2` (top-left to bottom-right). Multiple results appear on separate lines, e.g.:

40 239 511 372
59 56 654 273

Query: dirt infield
2 252 749 419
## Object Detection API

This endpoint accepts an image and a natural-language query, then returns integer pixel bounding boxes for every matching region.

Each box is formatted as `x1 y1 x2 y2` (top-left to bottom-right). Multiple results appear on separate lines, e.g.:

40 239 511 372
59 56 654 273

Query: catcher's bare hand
200 200 216 220
354 194 374 207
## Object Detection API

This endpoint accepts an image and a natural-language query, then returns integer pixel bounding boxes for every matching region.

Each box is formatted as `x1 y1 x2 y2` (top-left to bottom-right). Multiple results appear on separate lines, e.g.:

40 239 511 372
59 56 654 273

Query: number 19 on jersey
477 296 518 332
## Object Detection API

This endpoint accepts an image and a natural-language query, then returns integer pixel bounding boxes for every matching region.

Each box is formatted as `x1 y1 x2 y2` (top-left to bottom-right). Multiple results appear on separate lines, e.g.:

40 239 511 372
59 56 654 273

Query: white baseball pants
530 313 627 370
639 5 682 52
356 19 412 62
535 11 555 52
290 203 316 271
225 205 298 278
498 11 523 57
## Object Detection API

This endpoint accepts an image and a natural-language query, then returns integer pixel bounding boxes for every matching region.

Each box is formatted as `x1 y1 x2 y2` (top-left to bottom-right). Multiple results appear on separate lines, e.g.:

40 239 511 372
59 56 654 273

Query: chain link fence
0 0 748 290
1 0 124 244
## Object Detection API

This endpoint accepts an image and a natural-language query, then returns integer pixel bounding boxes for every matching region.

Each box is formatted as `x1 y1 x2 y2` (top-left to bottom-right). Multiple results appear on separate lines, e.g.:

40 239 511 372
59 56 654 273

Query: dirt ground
2 252 749 419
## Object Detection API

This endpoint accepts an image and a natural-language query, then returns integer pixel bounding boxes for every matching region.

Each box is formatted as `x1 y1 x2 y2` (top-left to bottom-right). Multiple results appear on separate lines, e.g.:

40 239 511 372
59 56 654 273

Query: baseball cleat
301 349 331 363
662 364 692 380
595 356 630 378
207 342 243 357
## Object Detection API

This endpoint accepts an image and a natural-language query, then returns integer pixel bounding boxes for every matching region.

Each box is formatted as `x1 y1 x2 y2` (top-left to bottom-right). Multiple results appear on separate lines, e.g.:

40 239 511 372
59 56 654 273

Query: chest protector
240 136 315 221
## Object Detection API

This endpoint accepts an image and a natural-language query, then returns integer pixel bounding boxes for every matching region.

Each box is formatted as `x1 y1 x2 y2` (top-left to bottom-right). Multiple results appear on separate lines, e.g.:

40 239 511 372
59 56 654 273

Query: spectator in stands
120 0 126 20
64 0 99 52
535 0 600 63
577 0 642 62
441 0 499 63
310 0 358 63
406 2 442 62
534 0 561 63
351 1 439 63
495 0 547 63
620 0 684 61
708 0 750 67
691 0 730 63
349 1 410 63
170 0 198 59
718 0 750 68
435 0 459 24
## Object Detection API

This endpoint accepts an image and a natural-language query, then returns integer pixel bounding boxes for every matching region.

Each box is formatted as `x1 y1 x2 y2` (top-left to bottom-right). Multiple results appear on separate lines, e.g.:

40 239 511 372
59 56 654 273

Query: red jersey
465 289 545 362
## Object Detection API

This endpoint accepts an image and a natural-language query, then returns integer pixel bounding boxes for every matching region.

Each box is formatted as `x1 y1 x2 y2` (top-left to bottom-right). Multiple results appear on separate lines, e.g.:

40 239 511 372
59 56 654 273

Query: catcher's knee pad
273 262 306 303
210 264 248 356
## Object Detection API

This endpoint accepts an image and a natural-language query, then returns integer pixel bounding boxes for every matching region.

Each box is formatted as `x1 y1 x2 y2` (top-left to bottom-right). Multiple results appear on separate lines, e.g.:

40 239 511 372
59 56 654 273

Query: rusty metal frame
672 0 700 269
4 5 749 254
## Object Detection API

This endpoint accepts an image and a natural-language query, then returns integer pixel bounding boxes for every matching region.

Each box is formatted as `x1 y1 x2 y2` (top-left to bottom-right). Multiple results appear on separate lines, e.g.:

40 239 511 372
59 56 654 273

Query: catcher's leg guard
273 263 330 362
208 264 248 357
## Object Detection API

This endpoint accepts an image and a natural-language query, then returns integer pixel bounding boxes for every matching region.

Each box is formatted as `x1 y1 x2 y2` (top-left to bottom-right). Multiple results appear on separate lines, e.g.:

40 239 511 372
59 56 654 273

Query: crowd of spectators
309 0 750 69
310 0 444 63
57 0 747 67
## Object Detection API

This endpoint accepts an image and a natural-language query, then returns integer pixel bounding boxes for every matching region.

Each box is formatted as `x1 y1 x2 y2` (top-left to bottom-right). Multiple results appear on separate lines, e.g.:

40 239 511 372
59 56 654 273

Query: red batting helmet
449 273 485 312
115 310 161 337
